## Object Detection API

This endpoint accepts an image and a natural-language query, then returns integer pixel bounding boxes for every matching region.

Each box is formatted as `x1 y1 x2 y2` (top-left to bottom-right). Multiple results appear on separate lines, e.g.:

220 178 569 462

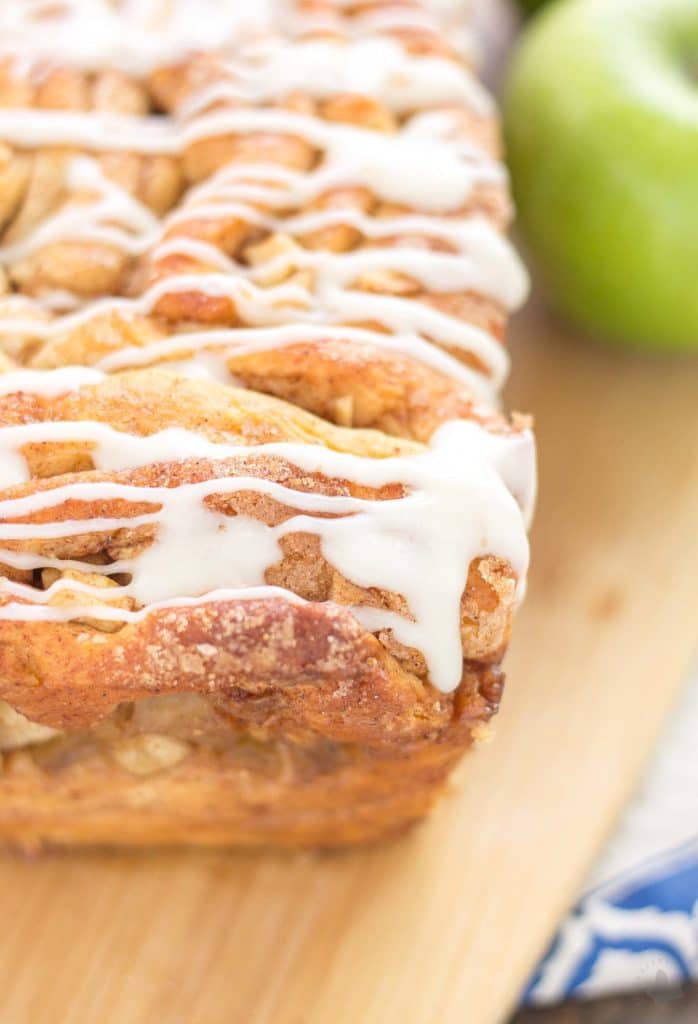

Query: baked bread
0 0 535 849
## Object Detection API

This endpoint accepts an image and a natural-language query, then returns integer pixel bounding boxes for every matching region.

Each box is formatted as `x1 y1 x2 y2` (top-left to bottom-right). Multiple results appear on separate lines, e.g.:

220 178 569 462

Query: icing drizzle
0 407 534 692
0 0 536 694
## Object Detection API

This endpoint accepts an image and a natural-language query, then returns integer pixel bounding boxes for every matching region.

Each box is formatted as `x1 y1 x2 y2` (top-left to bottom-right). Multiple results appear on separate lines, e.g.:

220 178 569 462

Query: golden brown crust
0 559 512 733
0 665 501 850
0 0 530 848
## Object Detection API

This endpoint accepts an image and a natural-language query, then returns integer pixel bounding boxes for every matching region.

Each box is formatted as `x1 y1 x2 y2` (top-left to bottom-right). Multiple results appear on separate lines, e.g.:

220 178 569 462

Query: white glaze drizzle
0 417 534 692
0 309 505 399
0 112 523 386
0 0 536 694
1 155 524 314
0 158 160 264
0 153 522 392
0 367 105 397
0 1 472 81
0 0 281 77
95 324 498 399
176 36 492 119
0 0 523 387
139 271 508 380
0 107 501 212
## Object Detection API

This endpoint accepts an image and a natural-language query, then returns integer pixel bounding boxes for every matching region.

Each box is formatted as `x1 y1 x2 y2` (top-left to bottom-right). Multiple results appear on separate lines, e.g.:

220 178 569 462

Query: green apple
504 0 698 350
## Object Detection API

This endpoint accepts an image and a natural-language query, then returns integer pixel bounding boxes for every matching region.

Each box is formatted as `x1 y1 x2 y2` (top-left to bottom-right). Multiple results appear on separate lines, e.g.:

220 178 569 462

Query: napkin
524 667 698 1004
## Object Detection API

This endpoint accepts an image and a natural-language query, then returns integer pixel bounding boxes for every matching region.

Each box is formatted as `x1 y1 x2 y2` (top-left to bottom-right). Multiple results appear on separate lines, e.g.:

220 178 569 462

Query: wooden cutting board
2 299 697 1024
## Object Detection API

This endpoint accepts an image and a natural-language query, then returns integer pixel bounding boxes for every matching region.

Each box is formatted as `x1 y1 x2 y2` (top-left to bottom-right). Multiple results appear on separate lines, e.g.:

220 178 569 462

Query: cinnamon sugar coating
0 0 532 848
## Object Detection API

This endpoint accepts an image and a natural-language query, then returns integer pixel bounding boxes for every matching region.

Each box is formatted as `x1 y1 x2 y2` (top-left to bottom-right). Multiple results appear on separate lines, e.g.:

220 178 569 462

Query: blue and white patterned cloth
524 668 698 1005
525 841 698 1004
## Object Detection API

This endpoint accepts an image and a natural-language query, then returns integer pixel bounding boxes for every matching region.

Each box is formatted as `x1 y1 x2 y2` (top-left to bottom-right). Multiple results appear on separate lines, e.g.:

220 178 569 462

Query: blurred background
485 1 698 1020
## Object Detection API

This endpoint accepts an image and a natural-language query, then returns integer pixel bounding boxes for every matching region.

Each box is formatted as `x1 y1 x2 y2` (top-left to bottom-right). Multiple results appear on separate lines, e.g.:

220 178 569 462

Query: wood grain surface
2 301 697 1024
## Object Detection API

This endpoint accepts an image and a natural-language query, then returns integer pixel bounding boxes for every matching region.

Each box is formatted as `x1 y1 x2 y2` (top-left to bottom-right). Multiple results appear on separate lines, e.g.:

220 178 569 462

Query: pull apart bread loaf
0 0 535 849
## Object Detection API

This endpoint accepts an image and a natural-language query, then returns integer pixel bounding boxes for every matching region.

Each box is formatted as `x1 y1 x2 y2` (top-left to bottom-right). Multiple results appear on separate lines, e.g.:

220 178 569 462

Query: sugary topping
0 413 533 692
0 0 534 693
